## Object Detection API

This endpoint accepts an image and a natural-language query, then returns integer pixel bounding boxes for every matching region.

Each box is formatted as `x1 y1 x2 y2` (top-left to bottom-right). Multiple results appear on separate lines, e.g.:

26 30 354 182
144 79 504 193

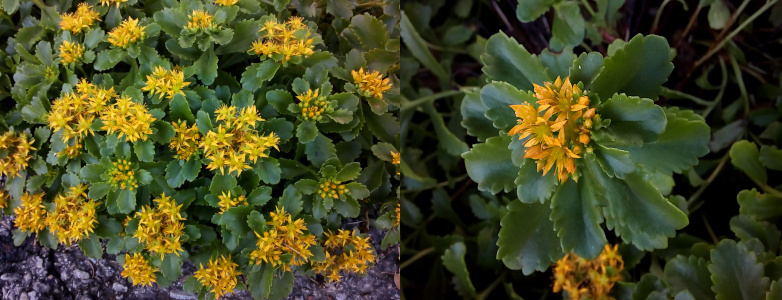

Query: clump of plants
0 0 400 299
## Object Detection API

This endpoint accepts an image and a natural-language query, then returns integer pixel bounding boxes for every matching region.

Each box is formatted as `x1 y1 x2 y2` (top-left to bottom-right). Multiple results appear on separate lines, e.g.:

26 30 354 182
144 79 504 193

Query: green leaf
729 215 780 252
346 182 370 199
134 140 155 162
297 121 318 144
210 173 237 194
460 89 496 141
336 162 361 182
161 253 183 281
305 134 337 167
598 93 667 143
516 0 555 22
496 201 562 274
88 182 112 199
153 8 187 37
247 186 272 206
196 110 213 135
400 12 448 80
481 31 551 91
539 48 576 78
737 189 782 221
569 52 604 88
80 164 107 182
441 242 477 298
266 90 293 115
591 34 673 100
350 13 388 49
182 158 201 182
194 48 218 85
707 0 730 29
247 211 266 233
221 206 255 236
609 107 710 175
150 121 176 144
334 196 360 218
480 81 538 132
241 60 280 92
254 158 281 185
247 264 274 299
215 19 260 54
268 271 294 300
294 179 318 195
759 145 782 171
664 255 715 300
515 158 559 203
730 140 768 184
550 179 607 259
463 136 517 194
169 94 195 122
165 160 185 188
78 234 103 259
84 28 105 49
116 189 137 214
422 102 468 155
709 240 770 300
326 0 355 18
550 2 586 50
593 144 635 179
279 185 303 217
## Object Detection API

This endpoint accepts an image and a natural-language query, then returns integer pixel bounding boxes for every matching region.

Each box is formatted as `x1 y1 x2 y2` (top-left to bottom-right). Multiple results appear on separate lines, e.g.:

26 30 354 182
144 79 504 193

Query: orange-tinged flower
59 3 100 34
0 131 36 178
553 244 624 300
13 192 47 233
351 68 392 99
58 41 85 64
108 18 146 48
121 253 157 286
99 0 129 7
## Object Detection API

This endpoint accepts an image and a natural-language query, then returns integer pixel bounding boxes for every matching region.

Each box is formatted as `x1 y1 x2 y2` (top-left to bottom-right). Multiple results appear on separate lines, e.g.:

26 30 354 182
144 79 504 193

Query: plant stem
476 271 507 300
660 87 712 106
651 0 672 33
579 0 596 17
400 247 434 270
729 54 750 118
702 214 719 244
687 152 730 207
401 89 466 114
702 57 728 119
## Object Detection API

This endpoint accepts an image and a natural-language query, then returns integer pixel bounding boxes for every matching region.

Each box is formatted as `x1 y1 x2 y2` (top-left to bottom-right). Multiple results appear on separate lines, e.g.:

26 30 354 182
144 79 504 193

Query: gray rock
0 273 19 281
27 291 38 300
73 269 90 280
112 282 127 293
33 257 43 269
23 274 31 282
169 290 197 300
33 282 49 294
19 292 29 300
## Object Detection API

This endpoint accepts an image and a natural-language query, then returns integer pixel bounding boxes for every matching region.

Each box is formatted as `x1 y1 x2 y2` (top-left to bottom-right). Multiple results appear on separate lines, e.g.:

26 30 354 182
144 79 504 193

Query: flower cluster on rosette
461 33 711 274
248 205 318 272
312 229 375 282
132 193 185 258
80 156 152 215
45 184 100 245
0 131 36 178
553 244 624 300
193 255 242 299
250 16 315 64
295 158 370 220
120 253 157 287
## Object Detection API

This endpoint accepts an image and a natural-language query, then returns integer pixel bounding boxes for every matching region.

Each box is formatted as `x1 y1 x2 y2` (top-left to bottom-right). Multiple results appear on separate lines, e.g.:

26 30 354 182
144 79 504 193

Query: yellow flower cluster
351 68 392 100
58 41 85 64
509 76 597 183
142 66 191 100
0 190 7 210
193 255 241 299
59 3 101 34
99 0 129 7
45 184 100 245
318 177 347 200
13 192 47 233
108 18 146 48
217 191 247 213
312 229 375 282
249 206 317 271
121 253 157 287
62 143 82 159
108 159 139 190
134 193 185 257
297 89 333 122
170 121 202 160
250 16 315 63
391 150 400 175
186 10 217 31
0 131 35 178
200 105 279 176
100 96 155 142
214 0 239 6
553 244 624 300
394 202 400 228
47 79 113 144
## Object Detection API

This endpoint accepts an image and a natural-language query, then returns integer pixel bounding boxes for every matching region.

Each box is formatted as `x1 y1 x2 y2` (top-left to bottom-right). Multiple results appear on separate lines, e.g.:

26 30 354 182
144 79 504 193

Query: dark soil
0 215 399 300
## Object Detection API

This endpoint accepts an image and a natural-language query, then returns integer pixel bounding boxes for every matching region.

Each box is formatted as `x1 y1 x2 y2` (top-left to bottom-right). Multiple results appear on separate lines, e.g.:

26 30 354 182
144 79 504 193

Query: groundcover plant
401 0 782 299
0 0 400 299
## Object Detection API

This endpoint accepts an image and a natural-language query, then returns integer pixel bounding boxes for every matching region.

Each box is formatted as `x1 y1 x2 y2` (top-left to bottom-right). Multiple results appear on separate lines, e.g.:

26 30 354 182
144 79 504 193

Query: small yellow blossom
0 190 7 210
391 150 400 175
249 16 315 63
217 191 247 213
296 89 334 122
200 105 278 176
100 96 155 142
45 184 100 245
170 121 202 160
193 255 241 299
134 193 185 257
214 0 239 6
312 229 375 282
47 79 114 145
249 206 317 271
553 244 624 300
108 159 139 190
351 68 392 100
108 18 146 48
58 41 85 64
59 3 101 34
317 177 347 200
0 131 36 178
99 0 129 7
508 76 596 183
13 192 47 233
61 142 82 159
186 10 217 31
142 66 191 100
394 202 400 228
121 253 157 287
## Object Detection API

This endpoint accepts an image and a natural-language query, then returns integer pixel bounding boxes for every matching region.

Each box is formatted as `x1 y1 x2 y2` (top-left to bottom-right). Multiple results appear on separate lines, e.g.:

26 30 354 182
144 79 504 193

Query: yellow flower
317 177 347 200
394 202 400 228
59 3 101 34
351 68 392 99
0 131 36 178
390 151 400 175
121 253 157 287
13 192 47 233
45 184 100 245
193 255 241 299
134 193 185 257
108 159 139 190
214 0 238 6
142 66 191 100
58 41 85 64
100 96 155 142
296 89 335 122
108 18 146 48
61 141 83 159
508 76 597 183
0 190 7 210
186 10 216 31
170 121 202 160
217 191 247 213
99 0 129 7
312 229 375 282
48 79 114 147
249 16 315 63
200 105 279 176
249 206 317 271
553 244 624 300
